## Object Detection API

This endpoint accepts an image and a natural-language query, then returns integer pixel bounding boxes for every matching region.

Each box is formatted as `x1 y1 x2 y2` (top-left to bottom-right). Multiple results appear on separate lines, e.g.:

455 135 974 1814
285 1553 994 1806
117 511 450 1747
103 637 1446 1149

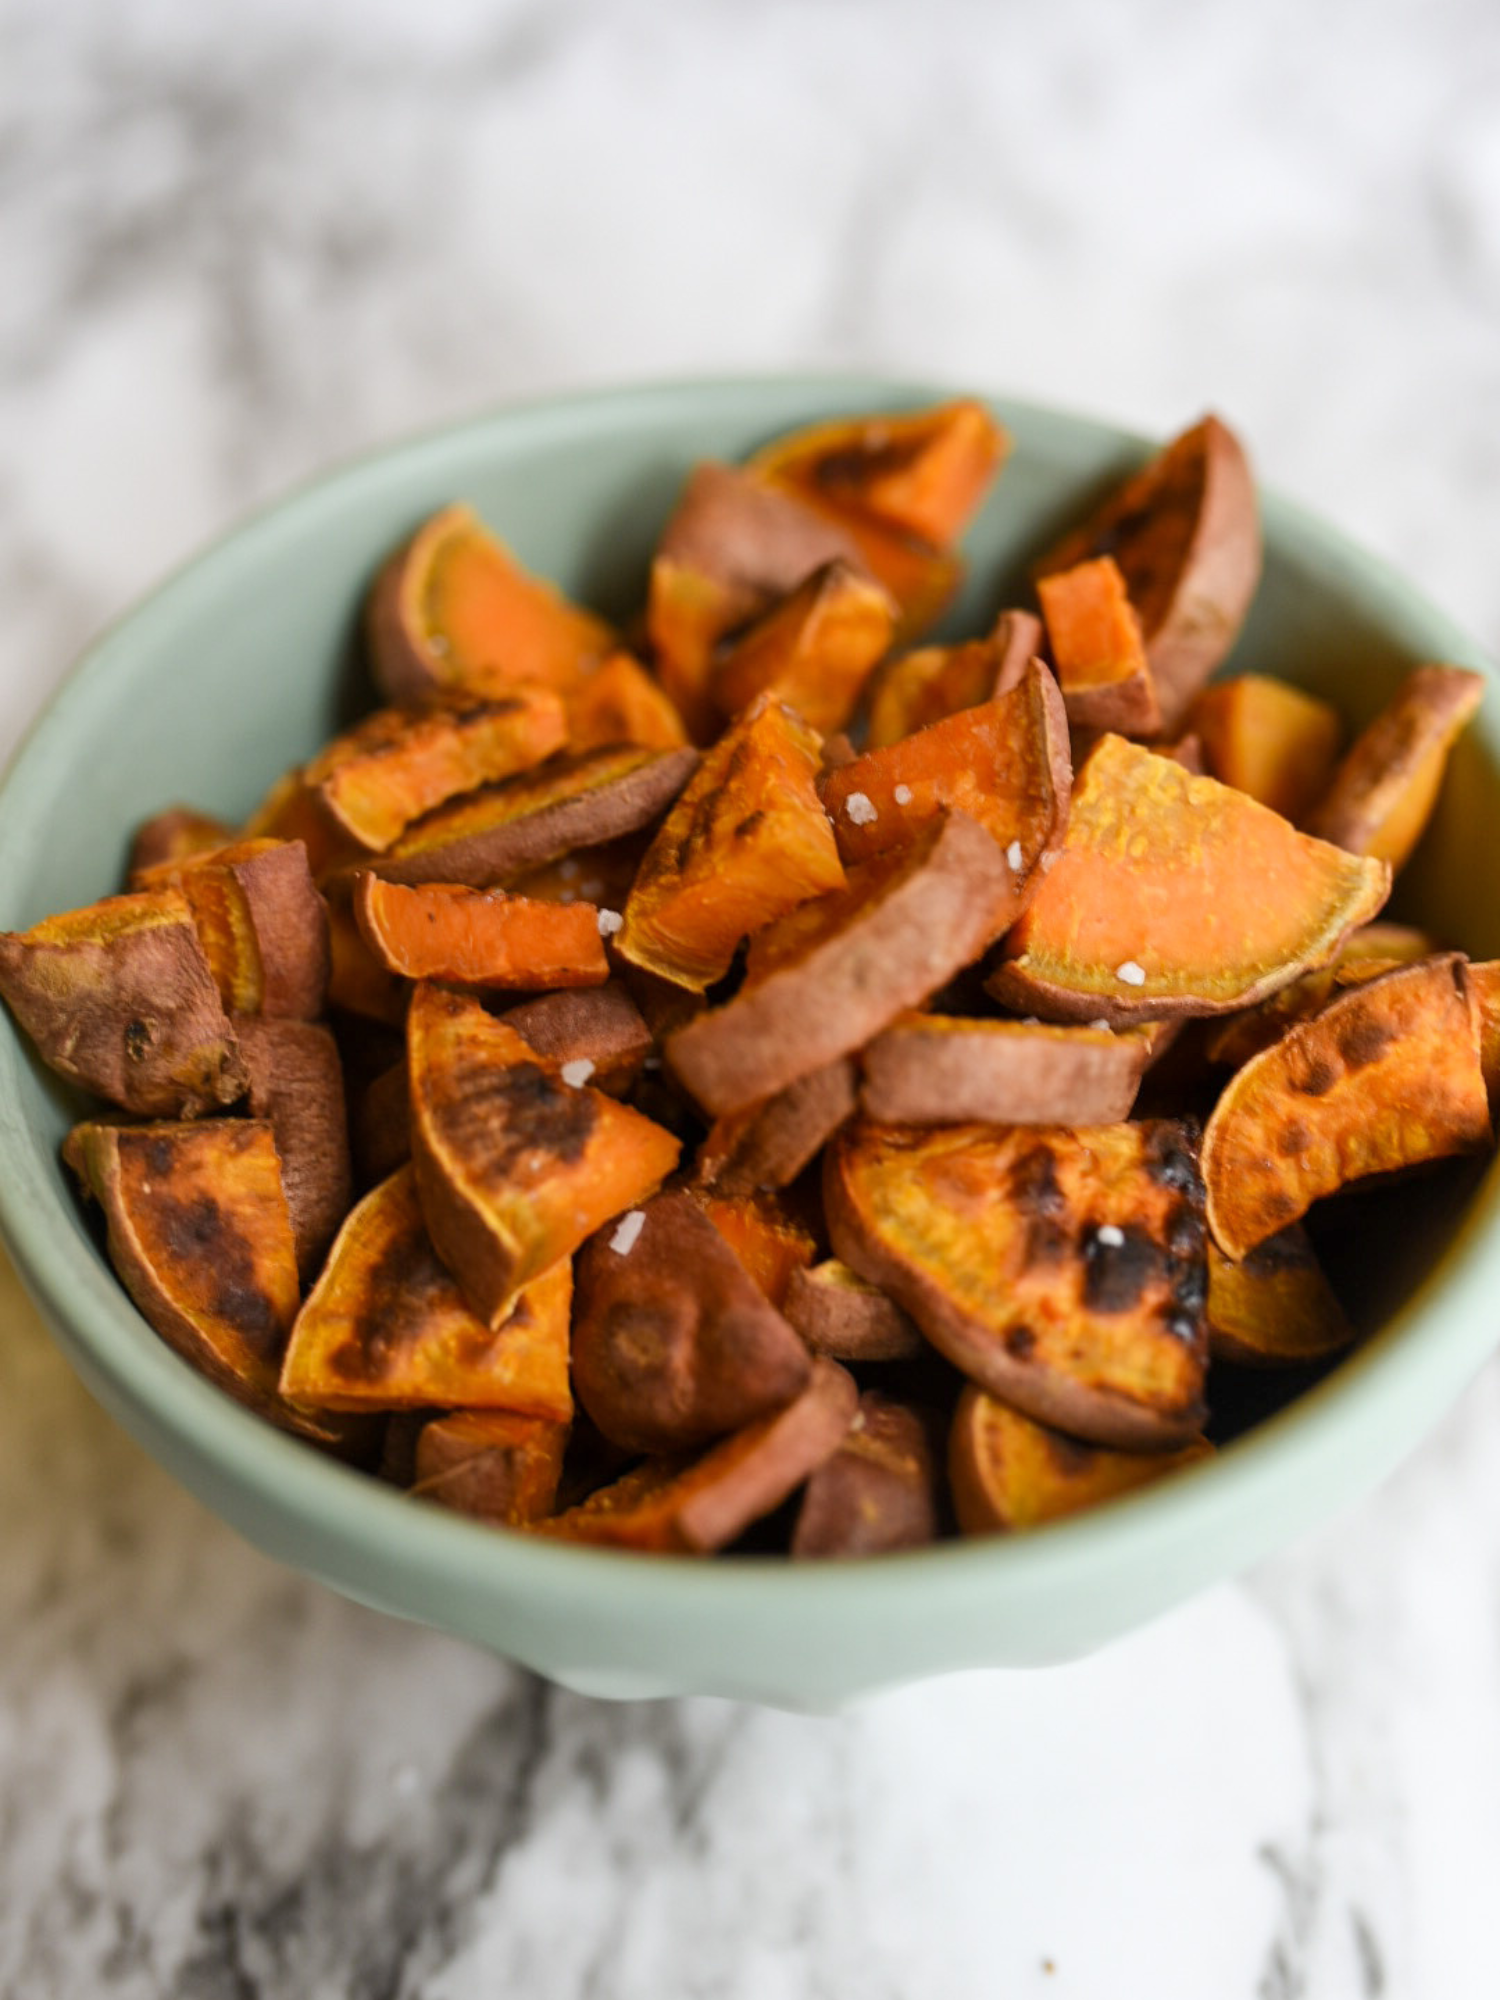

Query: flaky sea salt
1096 1224 1125 1248
1006 840 1024 871
597 908 624 936
893 783 913 805
1088 1019 1111 1032
610 1209 646 1256
844 792 878 825
560 1058 595 1088
1116 960 1146 986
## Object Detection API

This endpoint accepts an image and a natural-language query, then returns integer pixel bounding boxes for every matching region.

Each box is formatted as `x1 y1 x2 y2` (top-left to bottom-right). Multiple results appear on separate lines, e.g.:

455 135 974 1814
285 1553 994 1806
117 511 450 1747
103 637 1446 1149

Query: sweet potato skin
668 812 1019 1117
782 1259 925 1362
826 1119 1209 1450
127 806 235 881
1206 1226 1352 1367
501 983 652 1096
571 1191 812 1454
234 1015 352 1284
410 1409 569 1524
1037 555 1161 738
0 891 247 1117
1202 953 1493 1259
858 1015 1150 1127
791 1392 939 1557
141 838 329 1021
695 1058 857 1192
352 876 608 989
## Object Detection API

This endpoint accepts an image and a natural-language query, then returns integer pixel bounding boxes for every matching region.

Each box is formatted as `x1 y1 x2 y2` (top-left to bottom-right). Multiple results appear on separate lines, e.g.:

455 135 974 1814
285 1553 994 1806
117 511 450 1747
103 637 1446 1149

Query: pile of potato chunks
3 399 1495 1557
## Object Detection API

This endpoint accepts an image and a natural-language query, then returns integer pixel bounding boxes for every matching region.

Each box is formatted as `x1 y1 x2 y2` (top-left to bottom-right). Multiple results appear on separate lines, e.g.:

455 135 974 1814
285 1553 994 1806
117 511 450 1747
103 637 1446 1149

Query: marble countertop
5 1 1500 1992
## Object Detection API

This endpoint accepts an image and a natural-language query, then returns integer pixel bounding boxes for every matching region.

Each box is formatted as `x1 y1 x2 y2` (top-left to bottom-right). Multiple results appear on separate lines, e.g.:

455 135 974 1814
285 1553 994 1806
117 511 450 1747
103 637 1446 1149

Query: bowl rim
2 371 1498 1630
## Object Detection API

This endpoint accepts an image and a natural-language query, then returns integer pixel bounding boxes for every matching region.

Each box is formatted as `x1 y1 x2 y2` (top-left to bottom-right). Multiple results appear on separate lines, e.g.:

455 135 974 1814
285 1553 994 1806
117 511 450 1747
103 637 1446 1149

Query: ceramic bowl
2 378 1497 1709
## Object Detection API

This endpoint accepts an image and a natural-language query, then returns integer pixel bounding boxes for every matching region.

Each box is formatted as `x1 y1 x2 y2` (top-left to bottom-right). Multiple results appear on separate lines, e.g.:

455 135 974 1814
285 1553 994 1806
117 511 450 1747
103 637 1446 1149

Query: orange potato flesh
695 1057 857 1192
1202 955 1492 1259
813 510 963 649
1187 674 1343 822
352 876 608 989
1469 961 1500 1112
1303 664 1484 870
127 806 235 881
858 1014 1151 1127
407 982 680 1324
538 1356 858 1552
371 744 699 889
711 560 896 734
826 1119 1209 1449
993 734 1391 1023
410 1409 570 1524
564 652 689 753
0 889 247 1117
323 876 409 1026
949 1386 1210 1534
1206 1226 1352 1367
863 609 1043 750
822 655 1071 870
1037 554 1161 738
139 837 329 1020
617 696 845 993
367 502 615 705
782 1259 925 1362
694 1188 816 1309
791 1391 940 1558
279 1166 573 1416
1203 921 1437 1069
746 399 1010 547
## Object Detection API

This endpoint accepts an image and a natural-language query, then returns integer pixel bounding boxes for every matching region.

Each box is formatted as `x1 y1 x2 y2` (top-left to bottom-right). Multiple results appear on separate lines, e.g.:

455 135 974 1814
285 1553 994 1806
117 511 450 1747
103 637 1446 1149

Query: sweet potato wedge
746 399 1009 547
858 1014 1151 1126
617 695 846 992
369 744 699 888
1187 674 1343 822
949 1386 1210 1534
710 560 896 733
0 890 247 1116
1037 554 1161 738
501 983 652 1096
1206 1225 1352 1367
233 1015 352 1283
1303 664 1484 870
323 876 409 1026
1035 414 1260 733
647 461 869 740
127 806 235 881
280 1166 573 1415
668 811 1018 1117
1469 960 1500 1112
822 656 1071 873
352 876 608 989
791 1391 939 1557
563 652 689 754
139 837 329 1020
571 1191 812 1454
695 1057 857 1191
782 1258 925 1362
1201 954 1492 1258
694 1188 816 1308
991 734 1391 1024
407 982 680 1324
863 609 1041 750
367 502 615 705
1202 921 1437 1069
539 1356 858 1552
409 1408 570 1524
826 1119 1209 1449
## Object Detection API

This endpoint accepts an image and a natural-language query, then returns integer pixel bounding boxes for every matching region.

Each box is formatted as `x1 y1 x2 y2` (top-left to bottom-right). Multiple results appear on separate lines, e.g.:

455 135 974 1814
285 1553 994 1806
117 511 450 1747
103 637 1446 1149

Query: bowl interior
2 378 1497 1707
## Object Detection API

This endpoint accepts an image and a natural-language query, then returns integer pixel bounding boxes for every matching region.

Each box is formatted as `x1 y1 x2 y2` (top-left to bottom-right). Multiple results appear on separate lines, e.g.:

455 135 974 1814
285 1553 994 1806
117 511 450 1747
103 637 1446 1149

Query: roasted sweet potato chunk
992 734 1391 1024
352 877 608 989
863 610 1041 750
710 561 896 733
783 1258 925 1362
1206 1226 1352 1367
539 1357 858 1552
1203 921 1436 1069
1469 960 1500 1112
823 656 1071 872
1202 954 1492 1258
127 806 235 881
695 1058 857 1192
1187 673 1343 822
572 1191 812 1454
791 1392 939 1557
407 982 680 1324
1303 664 1484 870
949 1386 1210 1534
140 838 329 1020
564 652 689 753
370 744 698 888
617 696 846 993
668 812 1018 1117
1035 414 1261 733
859 1014 1151 1126
647 462 869 740
694 1188 815 1308
0 890 246 1116
1037 554 1161 738
410 1409 569 1523
234 1015 351 1282
826 1119 1209 1449
367 502 615 705
323 876 408 1026
501 983 652 1095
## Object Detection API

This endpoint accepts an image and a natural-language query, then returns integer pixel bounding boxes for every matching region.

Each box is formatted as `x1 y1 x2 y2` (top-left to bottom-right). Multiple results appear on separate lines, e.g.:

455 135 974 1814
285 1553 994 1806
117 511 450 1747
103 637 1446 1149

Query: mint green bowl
2 378 1497 1709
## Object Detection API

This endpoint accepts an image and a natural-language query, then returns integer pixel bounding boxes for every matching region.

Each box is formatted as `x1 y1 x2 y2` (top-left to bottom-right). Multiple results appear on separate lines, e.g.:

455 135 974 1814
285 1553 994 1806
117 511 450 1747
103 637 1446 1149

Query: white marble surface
4 0 1500 1992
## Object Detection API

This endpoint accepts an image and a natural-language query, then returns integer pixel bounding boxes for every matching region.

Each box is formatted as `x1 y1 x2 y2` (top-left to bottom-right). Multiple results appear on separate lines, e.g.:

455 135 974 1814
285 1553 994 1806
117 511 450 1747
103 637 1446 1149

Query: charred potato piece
863 609 1042 749
859 1014 1151 1127
991 734 1390 1025
233 1015 352 1283
571 1191 812 1454
1202 954 1492 1258
791 1391 940 1557
140 837 329 1020
1206 1225 1352 1367
564 652 689 753
783 1258 925 1362
695 1058 857 1192
353 876 608 989
410 1409 570 1524
826 1119 1209 1450
1187 673 1343 822
0 890 246 1116
1037 554 1161 738
950 1385 1210 1534
710 560 896 734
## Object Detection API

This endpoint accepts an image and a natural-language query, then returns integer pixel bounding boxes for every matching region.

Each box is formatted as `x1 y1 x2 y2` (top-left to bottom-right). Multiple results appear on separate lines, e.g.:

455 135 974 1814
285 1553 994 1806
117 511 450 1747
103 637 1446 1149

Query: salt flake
1088 1019 1112 1032
610 1210 646 1256
844 792 878 826
1116 960 1146 986
597 908 624 936
560 1058 595 1088
1096 1224 1125 1248
893 784 913 806
1006 840 1024 872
